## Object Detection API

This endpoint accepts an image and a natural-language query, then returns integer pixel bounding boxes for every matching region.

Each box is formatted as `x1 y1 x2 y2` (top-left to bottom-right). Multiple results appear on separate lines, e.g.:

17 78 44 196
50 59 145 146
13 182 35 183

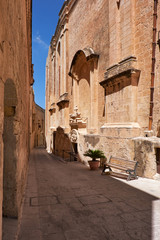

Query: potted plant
84 149 106 170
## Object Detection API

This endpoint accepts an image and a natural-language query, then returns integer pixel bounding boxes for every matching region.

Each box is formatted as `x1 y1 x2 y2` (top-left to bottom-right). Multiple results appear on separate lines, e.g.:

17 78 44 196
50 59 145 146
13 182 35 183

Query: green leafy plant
84 149 106 161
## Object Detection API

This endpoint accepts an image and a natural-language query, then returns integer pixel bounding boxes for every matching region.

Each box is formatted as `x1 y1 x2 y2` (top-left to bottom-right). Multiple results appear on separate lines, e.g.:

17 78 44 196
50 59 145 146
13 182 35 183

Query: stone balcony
100 56 140 90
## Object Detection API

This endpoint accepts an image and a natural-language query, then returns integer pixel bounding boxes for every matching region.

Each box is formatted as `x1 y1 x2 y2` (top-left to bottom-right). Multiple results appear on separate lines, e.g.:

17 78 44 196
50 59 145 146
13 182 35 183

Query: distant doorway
72 142 78 154
53 131 56 153
72 143 78 161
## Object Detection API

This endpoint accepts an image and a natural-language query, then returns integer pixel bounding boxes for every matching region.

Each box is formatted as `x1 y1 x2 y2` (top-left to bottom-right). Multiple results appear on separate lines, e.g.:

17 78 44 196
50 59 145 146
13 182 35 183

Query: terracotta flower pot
88 160 100 170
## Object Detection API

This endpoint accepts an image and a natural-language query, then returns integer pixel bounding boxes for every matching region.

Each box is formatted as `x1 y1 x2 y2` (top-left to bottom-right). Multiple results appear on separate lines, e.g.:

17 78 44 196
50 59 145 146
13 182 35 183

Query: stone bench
101 156 138 181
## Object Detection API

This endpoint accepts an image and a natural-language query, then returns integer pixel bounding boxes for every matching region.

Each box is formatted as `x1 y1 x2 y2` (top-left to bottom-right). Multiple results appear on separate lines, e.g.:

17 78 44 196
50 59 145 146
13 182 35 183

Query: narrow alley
1 1 160 240
5 148 160 240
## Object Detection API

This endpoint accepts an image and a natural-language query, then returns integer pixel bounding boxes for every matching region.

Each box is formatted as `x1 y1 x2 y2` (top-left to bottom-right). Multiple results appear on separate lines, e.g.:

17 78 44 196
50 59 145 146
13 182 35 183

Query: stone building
0 0 33 238
45 0 160 179
34 104 45 148
30 89 45 149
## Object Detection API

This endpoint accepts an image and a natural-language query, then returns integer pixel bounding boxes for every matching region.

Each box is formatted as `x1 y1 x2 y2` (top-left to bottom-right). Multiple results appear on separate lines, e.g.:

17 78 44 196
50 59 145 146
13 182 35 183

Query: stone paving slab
2 217 18 240
4 148 160 240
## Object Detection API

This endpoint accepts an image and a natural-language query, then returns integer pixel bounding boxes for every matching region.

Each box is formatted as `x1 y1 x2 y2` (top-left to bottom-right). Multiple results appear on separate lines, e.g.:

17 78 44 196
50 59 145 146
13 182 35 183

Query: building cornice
50 0 78 50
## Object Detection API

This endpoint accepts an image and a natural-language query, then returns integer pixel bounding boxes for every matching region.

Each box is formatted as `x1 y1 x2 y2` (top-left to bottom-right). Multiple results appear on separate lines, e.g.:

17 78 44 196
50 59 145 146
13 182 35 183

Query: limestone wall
134 137 158 178
77 133 135 166
46 0 160 180
68 0 109 128
135 0 153 131
0 0 32 238
152 1 160 135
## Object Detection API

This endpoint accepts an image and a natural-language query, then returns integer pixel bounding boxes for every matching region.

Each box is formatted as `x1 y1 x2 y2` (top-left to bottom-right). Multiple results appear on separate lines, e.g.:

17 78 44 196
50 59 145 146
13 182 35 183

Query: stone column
116 0 121 62
61 23 69 131
51 55 55 103
108 0 117 66
63 24 68 93
60 29 64 95
73 75 79 109
89 59 98 133
130 70 140 122
131 0 136 56
56 44 60 99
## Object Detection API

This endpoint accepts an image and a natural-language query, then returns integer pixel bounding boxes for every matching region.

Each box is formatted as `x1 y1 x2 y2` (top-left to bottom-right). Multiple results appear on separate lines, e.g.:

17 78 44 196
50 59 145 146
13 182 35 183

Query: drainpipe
149 0 158 130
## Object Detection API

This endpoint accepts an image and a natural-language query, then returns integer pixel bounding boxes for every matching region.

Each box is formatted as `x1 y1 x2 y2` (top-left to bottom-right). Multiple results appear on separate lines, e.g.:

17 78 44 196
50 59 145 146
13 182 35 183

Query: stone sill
100 122 141 138
84 134 100 137
101 122 140 129
49 102 56 112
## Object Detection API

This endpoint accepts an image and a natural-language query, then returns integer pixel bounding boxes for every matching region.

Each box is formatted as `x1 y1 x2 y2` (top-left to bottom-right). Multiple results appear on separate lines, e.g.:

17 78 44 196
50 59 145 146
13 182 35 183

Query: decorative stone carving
70 106 81 122
70 129 78 143
69 106 87 128
49 102 56 113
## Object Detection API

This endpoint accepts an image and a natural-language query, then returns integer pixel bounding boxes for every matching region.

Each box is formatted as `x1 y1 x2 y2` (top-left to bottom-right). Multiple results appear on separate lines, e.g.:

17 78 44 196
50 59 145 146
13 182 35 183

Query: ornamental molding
100 56 141 90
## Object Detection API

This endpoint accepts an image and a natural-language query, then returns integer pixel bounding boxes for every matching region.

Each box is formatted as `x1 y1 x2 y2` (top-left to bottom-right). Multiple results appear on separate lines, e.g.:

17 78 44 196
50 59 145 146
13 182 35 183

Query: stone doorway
71 143 78 161
156 148 160 174
72 142 78 154
53 131 56 153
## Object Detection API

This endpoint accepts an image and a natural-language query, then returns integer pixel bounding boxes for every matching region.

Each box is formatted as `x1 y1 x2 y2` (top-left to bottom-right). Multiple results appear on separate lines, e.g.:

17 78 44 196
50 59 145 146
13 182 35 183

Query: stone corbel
57 92 69 108
49 102 56 114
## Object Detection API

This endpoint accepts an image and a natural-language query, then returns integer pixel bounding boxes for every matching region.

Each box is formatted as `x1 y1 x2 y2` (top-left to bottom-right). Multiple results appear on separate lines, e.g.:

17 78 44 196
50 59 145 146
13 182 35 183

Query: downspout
149 0 158 130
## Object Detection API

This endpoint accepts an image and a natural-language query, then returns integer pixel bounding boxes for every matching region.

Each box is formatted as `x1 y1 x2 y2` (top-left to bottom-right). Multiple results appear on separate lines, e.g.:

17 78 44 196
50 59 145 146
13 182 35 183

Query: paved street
5 148 160 240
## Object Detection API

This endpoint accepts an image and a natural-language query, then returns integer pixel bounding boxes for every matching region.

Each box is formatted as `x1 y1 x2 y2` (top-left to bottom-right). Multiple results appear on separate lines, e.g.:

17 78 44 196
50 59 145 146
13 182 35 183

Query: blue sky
32 0 65 109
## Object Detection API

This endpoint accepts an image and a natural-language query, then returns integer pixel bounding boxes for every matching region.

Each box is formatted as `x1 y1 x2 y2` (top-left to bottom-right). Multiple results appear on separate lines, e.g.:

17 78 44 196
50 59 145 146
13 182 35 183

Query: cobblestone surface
6 148 160 240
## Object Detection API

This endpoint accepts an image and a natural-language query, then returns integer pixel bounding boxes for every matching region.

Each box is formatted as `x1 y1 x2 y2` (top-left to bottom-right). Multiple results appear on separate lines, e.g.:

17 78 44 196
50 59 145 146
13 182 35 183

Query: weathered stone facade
45 0 160 180
30 93 45 149
34 104 45 147
0 0 33 238
30 87 36 150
